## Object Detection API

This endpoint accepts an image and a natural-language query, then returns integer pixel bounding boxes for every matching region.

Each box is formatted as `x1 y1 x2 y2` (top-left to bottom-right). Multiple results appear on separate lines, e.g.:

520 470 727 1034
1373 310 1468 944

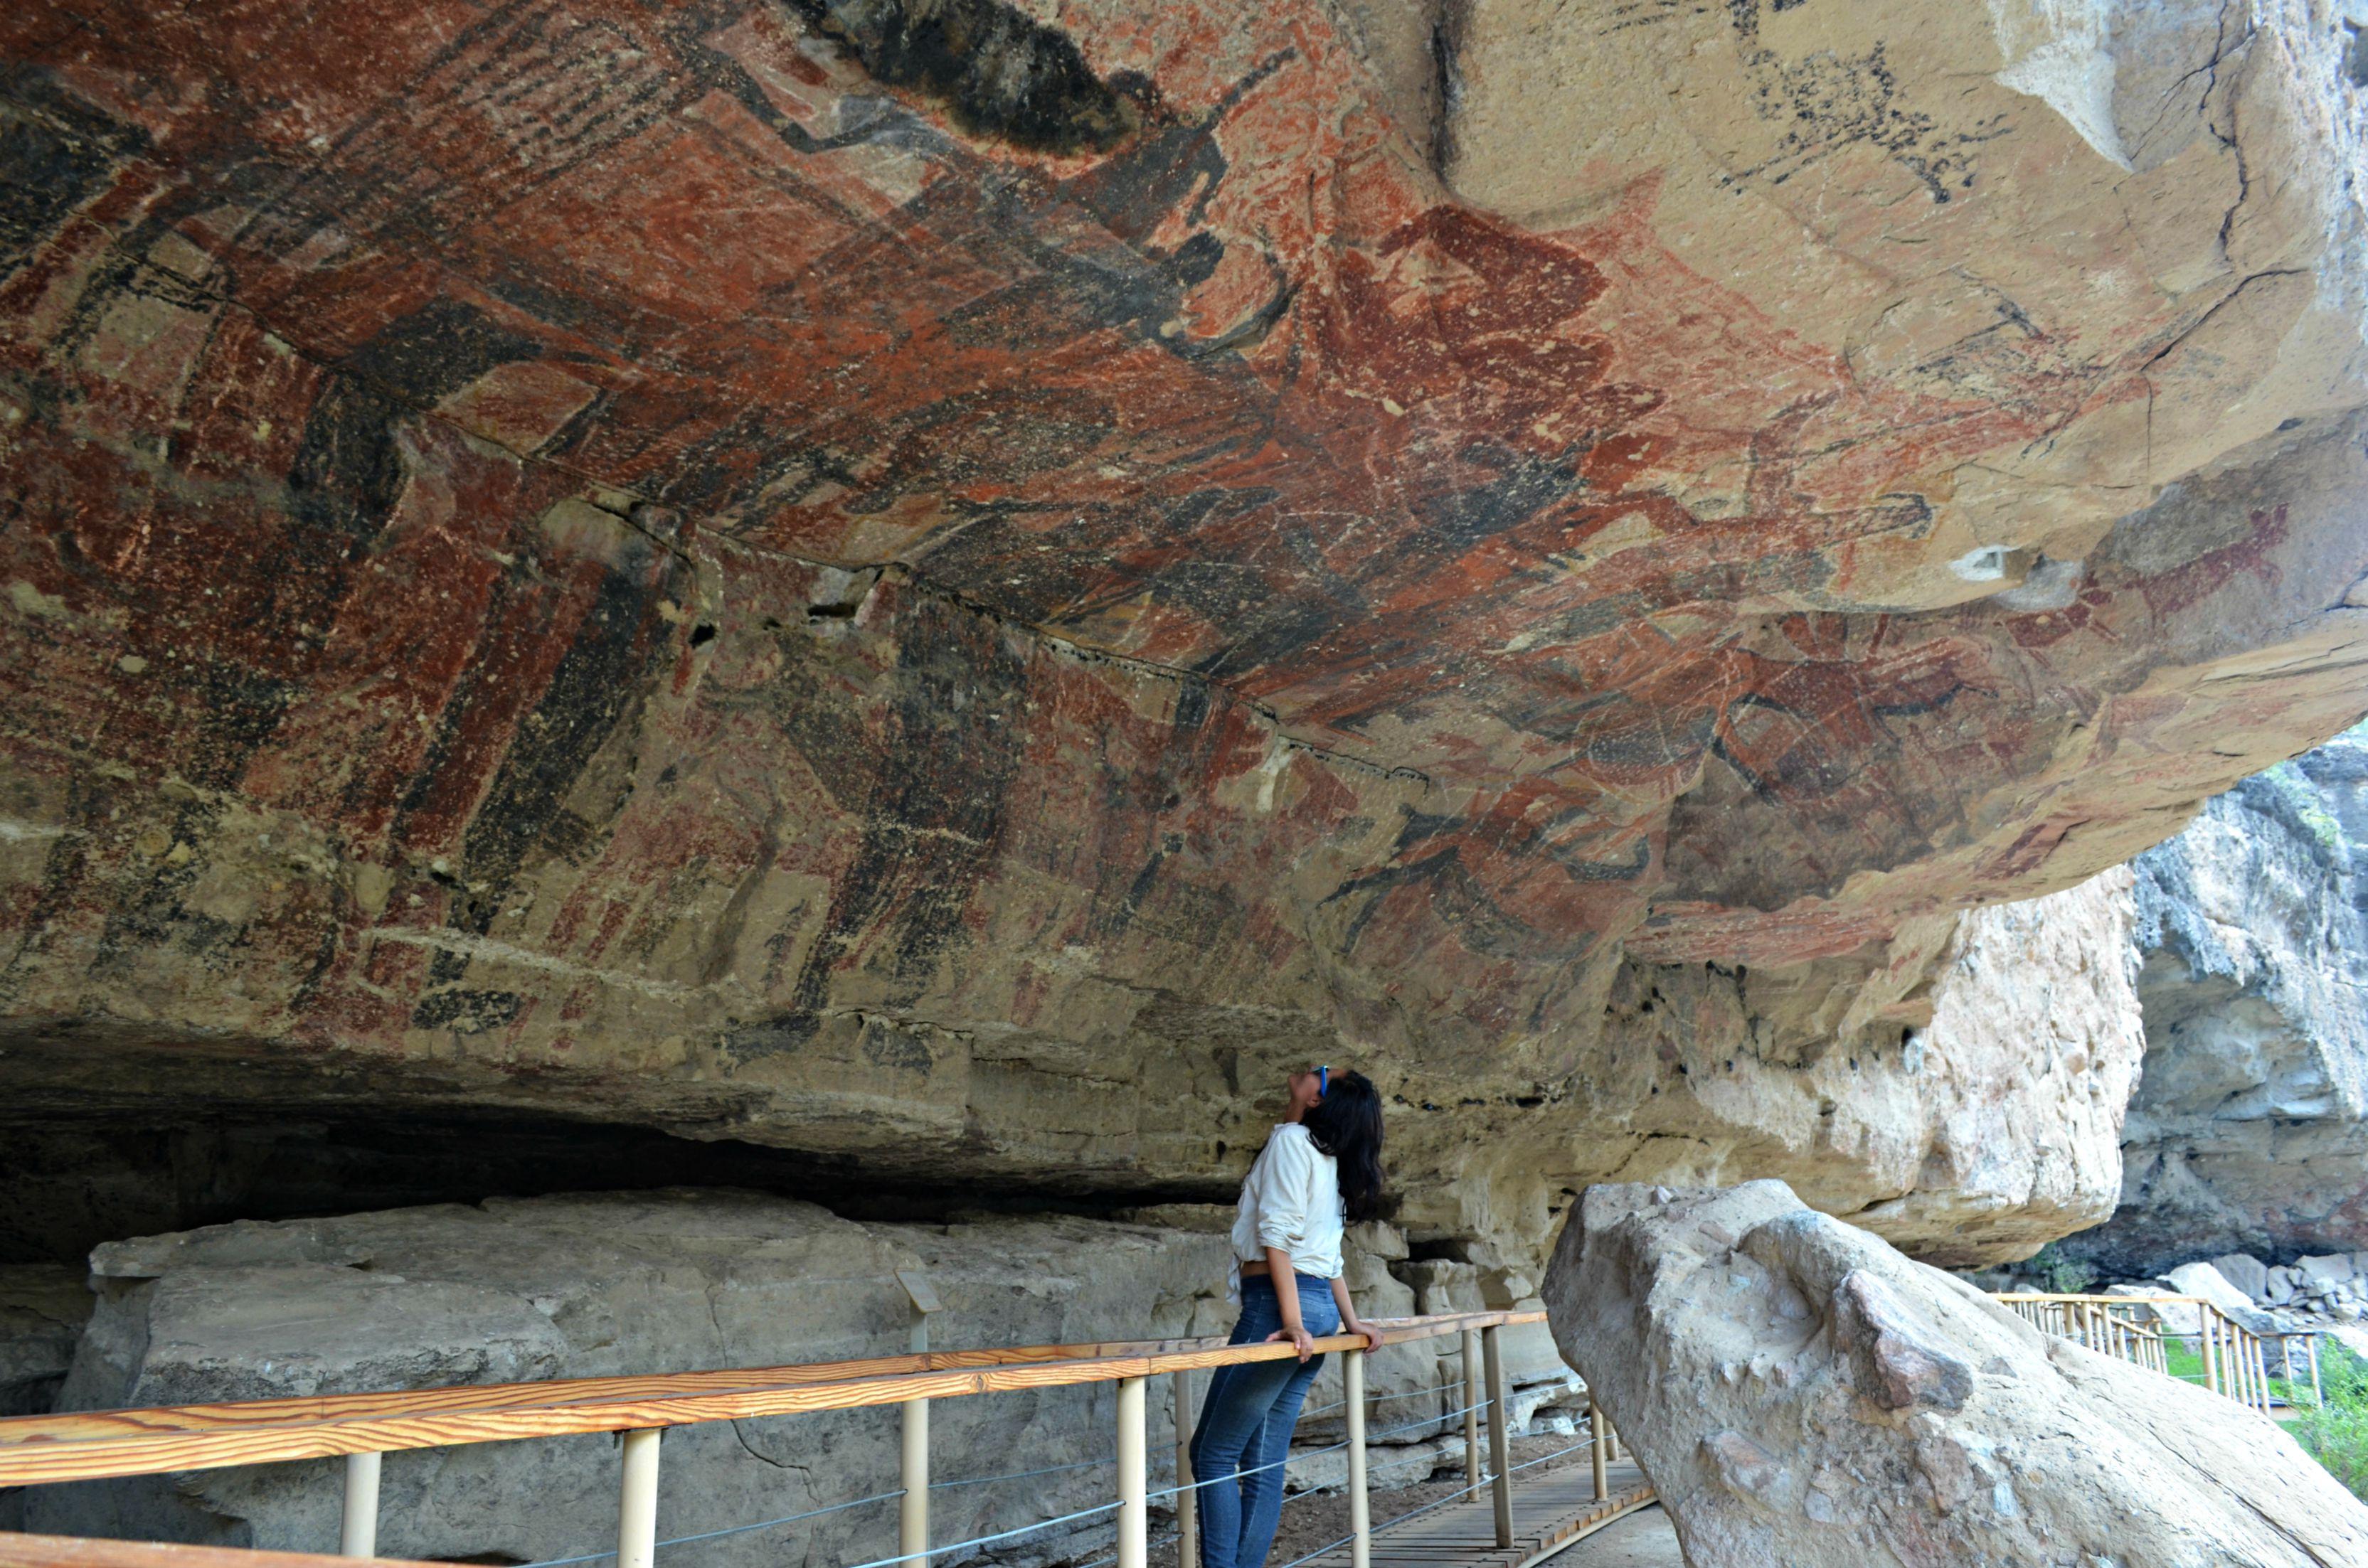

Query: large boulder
2211 1253 2274 1301
1545 1180 2368 1567
2071 727 2368 1274
31 1190 1567 1552
31 1191 1253 1562
2 0 2367 1267
2160 1260 2289 1336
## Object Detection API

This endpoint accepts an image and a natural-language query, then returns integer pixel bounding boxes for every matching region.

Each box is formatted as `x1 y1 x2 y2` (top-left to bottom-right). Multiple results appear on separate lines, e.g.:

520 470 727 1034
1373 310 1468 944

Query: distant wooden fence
1994 1293 2319 1413
0 1308 1634 1568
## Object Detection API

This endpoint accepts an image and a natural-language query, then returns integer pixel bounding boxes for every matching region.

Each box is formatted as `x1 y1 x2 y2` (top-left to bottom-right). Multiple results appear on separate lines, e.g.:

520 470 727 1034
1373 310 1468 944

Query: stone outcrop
1546 1180 2368 1568
0 1264 87 1418
1 868 2147 1276
2069 728 2368 1274
1798 869 2146 1264
29 1190 1530 1559
1500 866 2150 1271
0 1263 91 1530
5 0 2367 1260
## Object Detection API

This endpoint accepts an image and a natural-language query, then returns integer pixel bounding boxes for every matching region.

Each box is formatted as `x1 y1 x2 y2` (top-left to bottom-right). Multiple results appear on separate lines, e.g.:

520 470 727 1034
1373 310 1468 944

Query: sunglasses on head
1317 1065 1329 1097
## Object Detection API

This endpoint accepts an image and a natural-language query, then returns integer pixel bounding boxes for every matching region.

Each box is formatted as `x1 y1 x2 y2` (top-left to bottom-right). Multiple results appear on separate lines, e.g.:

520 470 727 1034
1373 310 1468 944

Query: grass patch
2158 1338 2316 1408
2295 1340 2368 1500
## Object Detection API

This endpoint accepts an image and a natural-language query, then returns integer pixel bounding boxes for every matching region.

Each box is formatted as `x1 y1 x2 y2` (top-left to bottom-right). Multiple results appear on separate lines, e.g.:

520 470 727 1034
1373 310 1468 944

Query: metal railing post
1588 1397 1607 1502
901 1392 930 1568
340 1450 381 1559
1345 1348 1370 1568
1118 1375 1147 1568
2313 1334 2326 1407
1174 1370 1197 1568
1481 1324 1512 1549
617 1429 662 1568
1460 1330 1480 1490
2201 1311 2221 1397
901 1298 934 1568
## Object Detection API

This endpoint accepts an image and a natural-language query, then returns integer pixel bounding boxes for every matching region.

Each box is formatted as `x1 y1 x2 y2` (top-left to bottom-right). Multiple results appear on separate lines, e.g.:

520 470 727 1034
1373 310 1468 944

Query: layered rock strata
4 0 2367 1259
1546 1180 2368 1568
29 1191 1555 1559
2070 730 2368 1273
0 869 2147 1274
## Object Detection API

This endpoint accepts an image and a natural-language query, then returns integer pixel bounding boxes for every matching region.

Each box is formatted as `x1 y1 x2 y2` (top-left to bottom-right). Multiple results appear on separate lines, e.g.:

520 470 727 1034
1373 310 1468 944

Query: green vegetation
2155 1340 2310 1407
2261 760 2347 854
2027 1242 2098 1295
2295 1338 2368 1500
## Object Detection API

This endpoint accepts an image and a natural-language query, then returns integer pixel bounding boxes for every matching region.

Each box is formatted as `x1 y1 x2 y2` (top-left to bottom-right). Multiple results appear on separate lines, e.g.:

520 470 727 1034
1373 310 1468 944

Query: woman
1189 1065 1386 1568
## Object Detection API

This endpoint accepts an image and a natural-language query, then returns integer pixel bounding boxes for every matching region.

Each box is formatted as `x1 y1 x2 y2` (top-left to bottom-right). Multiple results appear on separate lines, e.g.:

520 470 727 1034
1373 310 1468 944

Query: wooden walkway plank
1293 1460 1657 1568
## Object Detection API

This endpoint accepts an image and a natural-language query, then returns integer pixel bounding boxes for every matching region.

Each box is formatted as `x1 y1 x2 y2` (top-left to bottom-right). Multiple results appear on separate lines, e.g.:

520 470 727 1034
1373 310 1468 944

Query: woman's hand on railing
1342 1316 1376 1350
1268 1324 1319 1362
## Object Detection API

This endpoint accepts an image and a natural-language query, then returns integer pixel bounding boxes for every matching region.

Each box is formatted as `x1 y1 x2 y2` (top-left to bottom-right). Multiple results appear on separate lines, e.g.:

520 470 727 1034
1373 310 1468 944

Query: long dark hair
1302 1070 1385 1224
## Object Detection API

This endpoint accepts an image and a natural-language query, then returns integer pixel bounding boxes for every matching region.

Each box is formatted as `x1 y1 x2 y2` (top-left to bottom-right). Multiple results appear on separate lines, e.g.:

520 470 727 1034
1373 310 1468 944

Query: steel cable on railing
1360 1446 1465 1483
932 1456 1109 1490
516 1419 1377 1568
509 1453 1138 1568
908 1375 1477 1503
1296 1377 1467 1420
515 1370 1514 1568
514 1487 907 1568
1068 1525 1180 1568
1505 1434 1599 1476
1268 1430 1606 1568
1300 1461 1500 1550
519 1451 1150 1567
834 1499 1127 1568
1068 1391 1499 1568
1086 1436 1573 1568
1147 1397 1489 1504
1146 1436 1348 1503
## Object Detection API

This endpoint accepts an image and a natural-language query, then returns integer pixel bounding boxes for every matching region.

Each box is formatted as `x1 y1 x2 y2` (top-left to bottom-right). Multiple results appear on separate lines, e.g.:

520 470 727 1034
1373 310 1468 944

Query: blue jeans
1191 1274 1341 1568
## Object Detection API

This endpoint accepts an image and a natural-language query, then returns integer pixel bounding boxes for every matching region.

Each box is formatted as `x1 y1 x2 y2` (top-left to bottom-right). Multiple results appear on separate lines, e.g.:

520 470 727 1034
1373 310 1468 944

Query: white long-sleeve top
1228 1122 1345 1301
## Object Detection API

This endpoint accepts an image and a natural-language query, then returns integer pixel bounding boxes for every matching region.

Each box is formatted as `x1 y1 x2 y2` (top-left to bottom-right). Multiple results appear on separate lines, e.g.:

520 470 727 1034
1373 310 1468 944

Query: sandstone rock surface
1546 1180 2368 1567
1815 869 2145 1263
2073 728 2368 1273
4 0 2367 1259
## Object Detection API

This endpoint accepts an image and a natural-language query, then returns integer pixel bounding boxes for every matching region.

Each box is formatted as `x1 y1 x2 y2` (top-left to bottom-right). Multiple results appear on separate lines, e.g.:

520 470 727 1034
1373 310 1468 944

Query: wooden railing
0 1308 1606 1568
0 1542 449 1568
1993 1293 2310 1414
